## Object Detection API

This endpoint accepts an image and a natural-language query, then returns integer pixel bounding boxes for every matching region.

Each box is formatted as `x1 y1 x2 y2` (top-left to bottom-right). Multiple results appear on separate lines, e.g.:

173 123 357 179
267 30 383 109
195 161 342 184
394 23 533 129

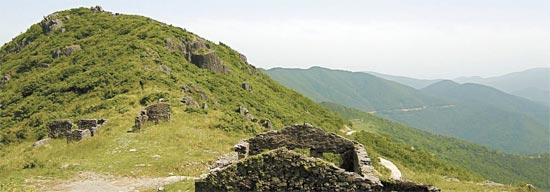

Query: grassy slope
0 7 345 144
322 102 550 190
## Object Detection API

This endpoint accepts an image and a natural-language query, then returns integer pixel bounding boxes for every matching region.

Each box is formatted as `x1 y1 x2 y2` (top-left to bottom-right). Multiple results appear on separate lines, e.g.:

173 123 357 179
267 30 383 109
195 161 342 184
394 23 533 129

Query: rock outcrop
164 37 228 73
196 124 440 192
40 13 64 33
190 51 228 73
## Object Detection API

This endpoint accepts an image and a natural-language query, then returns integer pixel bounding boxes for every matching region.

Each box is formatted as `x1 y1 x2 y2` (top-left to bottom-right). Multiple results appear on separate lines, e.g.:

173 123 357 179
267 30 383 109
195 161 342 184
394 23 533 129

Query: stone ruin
195 124 440 192
40 119 106 145
133 102 171 131
47 120 73 139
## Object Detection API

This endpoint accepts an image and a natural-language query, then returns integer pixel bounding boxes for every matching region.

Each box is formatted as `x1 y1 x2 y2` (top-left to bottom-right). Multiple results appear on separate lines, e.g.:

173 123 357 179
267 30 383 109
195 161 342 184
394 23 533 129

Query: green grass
323 102 550 190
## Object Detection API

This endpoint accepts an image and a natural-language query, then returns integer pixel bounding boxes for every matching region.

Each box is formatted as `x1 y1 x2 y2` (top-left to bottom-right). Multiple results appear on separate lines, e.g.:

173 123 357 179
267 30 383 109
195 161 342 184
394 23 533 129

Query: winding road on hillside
379 157 402 180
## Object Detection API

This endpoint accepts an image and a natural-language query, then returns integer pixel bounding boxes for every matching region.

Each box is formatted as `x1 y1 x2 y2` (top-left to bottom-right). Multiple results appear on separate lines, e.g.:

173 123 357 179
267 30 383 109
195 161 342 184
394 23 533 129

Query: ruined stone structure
196 148 377 192
46 118 105 143
47 120 73 138
196 124 440 192
133 102 171 131
66 129 91 143
76 119 106 137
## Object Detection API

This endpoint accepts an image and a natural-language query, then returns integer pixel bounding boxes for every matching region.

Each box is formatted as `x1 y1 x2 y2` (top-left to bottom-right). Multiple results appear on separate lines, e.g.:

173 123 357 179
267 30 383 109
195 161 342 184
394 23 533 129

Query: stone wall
196 148 377 192
244 124 356 156
199 124 440 192
44 118 105 144
47 120 73 138
66 129 91 143
76 119 106 136
133 102 171 131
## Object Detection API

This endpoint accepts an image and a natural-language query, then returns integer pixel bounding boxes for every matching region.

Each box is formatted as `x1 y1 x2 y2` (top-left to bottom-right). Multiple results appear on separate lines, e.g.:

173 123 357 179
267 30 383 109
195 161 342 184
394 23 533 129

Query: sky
0 0 548 79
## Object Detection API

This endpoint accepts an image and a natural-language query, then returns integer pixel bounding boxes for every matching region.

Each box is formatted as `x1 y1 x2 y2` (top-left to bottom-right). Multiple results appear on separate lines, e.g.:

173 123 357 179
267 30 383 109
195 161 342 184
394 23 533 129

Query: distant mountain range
266 67 550 154
368 68 550 105
455 68 550 105
367 71 441 89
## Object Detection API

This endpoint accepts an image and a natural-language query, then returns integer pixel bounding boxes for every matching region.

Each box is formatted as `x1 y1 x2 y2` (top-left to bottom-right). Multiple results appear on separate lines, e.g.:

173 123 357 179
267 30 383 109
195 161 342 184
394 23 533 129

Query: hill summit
0 6 345 144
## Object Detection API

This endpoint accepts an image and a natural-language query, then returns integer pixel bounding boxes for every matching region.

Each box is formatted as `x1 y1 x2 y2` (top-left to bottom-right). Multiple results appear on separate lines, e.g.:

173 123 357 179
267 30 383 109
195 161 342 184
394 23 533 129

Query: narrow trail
379 157 402 180
26 172 197 192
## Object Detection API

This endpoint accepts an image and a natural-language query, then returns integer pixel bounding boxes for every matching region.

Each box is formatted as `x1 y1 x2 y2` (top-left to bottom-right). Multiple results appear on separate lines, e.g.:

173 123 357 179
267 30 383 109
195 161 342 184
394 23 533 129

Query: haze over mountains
266 67 550 154
369 68 550 105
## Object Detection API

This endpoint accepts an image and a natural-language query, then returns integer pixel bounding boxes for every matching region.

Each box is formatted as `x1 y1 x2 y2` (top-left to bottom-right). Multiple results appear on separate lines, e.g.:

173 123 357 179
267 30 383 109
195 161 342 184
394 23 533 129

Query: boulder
181 96 199 108
32 138 51 147
259 119 273 129
237 106 249 115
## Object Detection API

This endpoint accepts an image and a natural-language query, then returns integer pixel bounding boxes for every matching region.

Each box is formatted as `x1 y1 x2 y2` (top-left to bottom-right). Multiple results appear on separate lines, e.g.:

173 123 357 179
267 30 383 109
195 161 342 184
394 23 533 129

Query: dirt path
379 157 402 180
26 172 197 192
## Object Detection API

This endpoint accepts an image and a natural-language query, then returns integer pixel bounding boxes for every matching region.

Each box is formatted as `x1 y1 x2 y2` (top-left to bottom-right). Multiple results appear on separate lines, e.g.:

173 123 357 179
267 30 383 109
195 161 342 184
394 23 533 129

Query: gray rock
40 13 64 33
32 138 51 147
190 51 228 73
237 106 249 115
241 82 252 92
158 65 171 75
259 119 272 129
90 5 104 13
181 96 199 108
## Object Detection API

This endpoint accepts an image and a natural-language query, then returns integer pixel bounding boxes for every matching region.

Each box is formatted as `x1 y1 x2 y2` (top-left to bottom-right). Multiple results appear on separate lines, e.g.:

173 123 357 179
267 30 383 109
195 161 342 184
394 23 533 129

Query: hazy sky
1 0 548 79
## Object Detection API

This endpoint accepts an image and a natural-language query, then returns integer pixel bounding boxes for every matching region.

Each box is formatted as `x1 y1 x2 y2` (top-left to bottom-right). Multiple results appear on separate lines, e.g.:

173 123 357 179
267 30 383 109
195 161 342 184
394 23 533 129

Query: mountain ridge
266 66 550 154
